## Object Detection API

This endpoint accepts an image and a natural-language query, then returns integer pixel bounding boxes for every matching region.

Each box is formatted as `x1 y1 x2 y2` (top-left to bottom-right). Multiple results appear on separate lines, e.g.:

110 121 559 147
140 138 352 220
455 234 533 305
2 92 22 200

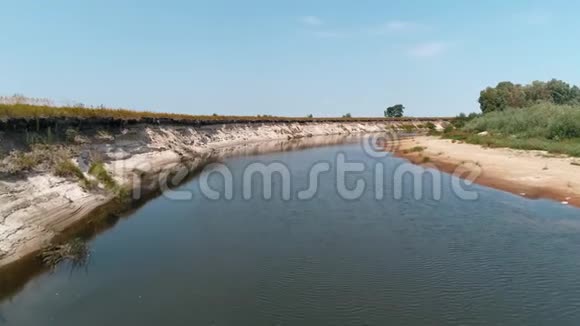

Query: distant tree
467 112 480 119
342 113 352 118
452 112 480 128
384 104 405 117
307 114 313 118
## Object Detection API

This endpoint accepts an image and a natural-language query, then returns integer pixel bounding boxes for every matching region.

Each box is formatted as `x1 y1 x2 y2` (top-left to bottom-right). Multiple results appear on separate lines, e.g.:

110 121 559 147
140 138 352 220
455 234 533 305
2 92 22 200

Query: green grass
463 103 580 140
88 162 117 190
441 103 580 157
443 130 580 157
88 161 130 198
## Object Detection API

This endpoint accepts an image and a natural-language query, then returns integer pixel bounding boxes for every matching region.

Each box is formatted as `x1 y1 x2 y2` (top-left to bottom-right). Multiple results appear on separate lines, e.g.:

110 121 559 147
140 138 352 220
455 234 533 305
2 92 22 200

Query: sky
1 0 579 117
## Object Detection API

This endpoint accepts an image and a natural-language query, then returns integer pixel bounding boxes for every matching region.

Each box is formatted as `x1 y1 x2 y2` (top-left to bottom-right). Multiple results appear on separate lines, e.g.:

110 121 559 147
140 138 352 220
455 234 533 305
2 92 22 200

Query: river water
2 140 580 325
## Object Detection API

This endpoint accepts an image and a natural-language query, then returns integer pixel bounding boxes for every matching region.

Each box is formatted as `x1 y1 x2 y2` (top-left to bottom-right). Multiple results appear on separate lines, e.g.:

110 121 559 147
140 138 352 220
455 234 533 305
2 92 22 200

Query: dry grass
402 146 426 154
0 103 449 122
0 144 85 179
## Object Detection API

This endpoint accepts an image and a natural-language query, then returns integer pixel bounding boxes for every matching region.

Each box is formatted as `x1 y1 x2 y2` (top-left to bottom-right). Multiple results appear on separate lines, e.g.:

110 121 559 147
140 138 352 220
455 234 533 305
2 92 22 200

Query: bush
53 159 84 179
464 103 580 140
402 146 426 154
400 124 416 132
547 114 580 139
89 162 117 190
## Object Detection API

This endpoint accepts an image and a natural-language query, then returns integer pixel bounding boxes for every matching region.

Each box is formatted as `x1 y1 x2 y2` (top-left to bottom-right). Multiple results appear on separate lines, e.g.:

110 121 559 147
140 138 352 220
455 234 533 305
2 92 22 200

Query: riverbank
0 119 448 271
396 136 580 207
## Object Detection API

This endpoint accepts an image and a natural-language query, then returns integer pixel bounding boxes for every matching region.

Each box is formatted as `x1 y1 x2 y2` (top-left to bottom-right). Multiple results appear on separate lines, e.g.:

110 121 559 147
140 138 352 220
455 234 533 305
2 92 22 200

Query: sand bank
397 136 580 207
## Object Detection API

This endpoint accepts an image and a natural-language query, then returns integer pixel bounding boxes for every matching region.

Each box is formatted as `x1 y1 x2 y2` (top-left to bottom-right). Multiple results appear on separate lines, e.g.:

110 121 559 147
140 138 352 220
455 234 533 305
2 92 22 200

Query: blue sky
1 0 579 117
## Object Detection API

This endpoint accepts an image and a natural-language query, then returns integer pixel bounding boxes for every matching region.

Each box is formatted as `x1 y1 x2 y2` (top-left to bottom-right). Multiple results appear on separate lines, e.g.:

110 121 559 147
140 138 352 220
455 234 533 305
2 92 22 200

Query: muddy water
2 141 580 325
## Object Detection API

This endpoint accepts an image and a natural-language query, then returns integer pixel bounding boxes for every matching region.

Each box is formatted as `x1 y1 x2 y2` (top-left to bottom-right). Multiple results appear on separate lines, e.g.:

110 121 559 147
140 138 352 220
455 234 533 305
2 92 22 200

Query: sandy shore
397 136 580 207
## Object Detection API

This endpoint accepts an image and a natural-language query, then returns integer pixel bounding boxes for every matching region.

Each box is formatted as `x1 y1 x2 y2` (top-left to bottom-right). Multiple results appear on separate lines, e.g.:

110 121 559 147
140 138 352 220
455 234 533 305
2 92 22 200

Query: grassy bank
0 103 285 121
443 103 580 157
0 103 448 122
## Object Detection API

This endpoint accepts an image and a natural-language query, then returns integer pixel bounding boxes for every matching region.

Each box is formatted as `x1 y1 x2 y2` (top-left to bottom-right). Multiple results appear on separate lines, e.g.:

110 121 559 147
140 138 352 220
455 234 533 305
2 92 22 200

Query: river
1 139 580 325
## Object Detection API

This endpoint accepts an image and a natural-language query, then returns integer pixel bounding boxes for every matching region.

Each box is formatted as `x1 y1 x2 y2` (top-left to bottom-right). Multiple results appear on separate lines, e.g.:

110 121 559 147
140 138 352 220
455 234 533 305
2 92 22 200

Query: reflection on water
0 135 365 301
1 140 580 325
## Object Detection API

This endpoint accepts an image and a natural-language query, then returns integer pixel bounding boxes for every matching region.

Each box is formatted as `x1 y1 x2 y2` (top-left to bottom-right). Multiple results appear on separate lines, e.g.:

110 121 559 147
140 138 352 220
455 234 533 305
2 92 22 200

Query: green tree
479 81 528 113
384 104 405 117
525 80 551 103
342 113 352 118
546 79 573 104
479 79 580 113
571 86 580 104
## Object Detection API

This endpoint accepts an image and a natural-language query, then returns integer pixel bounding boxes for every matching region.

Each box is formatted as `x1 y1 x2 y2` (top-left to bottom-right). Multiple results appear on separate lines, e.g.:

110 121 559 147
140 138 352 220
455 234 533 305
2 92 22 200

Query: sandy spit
396 136 580 207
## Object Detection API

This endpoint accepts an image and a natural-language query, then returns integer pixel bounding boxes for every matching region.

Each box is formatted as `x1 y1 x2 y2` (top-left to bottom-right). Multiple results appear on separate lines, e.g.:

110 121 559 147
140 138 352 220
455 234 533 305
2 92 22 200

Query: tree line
479 79 580 113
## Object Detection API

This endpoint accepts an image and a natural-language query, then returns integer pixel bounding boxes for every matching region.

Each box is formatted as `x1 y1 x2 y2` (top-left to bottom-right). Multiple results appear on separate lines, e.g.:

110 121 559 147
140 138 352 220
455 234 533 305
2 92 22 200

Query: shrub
53 159 84 180
547 114 580 139
403 146 426 154
89 162 117 190
464 103 580 140
400 124 416 132
1 145 52 173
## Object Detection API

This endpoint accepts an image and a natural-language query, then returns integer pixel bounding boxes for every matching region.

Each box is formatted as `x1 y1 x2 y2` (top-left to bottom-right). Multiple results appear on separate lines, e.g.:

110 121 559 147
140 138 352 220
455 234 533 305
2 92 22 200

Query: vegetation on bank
444 130 580 157
40 238 90 270
442 80 580 157
0 144 84 177
0 95 452 122
464 103 580 140
0 102 288 121
479 79 580 113
88 161 120 192
0 102 430 122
